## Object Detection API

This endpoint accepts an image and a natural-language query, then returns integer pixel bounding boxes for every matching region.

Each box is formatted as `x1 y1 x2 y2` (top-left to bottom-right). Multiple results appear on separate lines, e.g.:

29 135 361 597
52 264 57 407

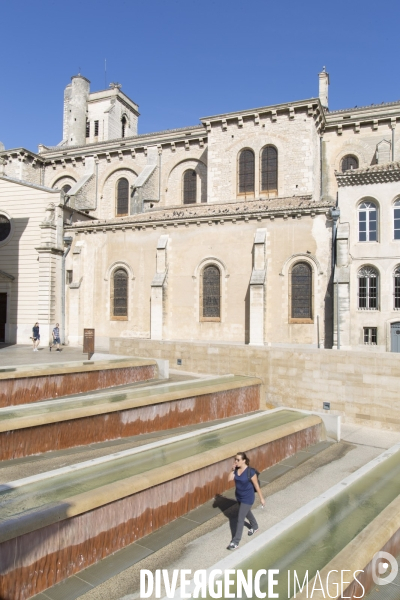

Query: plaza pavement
0 342 103 366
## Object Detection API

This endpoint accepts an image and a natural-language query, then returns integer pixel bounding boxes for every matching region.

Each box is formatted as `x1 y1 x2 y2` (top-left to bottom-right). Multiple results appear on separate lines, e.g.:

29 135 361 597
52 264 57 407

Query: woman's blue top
234 467 255 504
32 326 40 339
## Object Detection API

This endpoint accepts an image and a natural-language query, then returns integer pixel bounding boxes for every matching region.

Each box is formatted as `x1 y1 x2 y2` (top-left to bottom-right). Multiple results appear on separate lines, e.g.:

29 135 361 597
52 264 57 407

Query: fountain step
0 374 261 460
0 411 259 484
29 440 335 600
0 409 324 600
0 357 158 407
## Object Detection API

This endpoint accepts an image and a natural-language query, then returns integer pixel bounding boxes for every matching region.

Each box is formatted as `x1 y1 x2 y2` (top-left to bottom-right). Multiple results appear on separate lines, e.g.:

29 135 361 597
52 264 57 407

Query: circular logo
372 551 398 585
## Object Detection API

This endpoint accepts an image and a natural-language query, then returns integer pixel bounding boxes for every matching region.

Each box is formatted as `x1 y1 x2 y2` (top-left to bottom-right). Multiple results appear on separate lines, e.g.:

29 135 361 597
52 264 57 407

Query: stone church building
0 70 400 351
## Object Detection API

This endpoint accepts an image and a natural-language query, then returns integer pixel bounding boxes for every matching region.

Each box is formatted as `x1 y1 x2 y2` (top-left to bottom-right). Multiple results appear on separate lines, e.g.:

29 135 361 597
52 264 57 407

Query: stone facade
0 176 92 344
334 163 400 351
1 71 400 351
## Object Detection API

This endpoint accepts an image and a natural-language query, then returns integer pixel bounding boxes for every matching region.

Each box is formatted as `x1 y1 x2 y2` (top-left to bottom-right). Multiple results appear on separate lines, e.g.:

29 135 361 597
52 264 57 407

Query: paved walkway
0 343 94 366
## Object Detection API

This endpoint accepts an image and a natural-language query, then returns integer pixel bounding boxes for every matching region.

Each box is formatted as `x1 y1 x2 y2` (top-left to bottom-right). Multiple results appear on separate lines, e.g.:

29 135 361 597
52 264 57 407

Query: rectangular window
395 274 400 309
358 276 378 310
66 270 73 284
394 207 400 240
363 327 377 345
85 121 90 138
94 120 99 136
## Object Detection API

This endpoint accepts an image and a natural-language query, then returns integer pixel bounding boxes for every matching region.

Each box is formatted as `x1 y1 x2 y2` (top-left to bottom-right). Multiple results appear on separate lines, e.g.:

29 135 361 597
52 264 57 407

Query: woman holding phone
227 451 265 550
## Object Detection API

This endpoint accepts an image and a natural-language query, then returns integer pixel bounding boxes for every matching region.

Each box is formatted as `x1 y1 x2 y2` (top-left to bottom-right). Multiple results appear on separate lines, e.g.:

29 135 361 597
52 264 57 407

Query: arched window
394 266 400 309
394 200 400 240
0 215 11 243
116 178 129 216
291 262 312 320
358 266 378 310
238 149 255 196
112 268 128 318
261 146 278 194
62 184 72 194
201 265 221 321
121 116 127 138
341 155 359 172
183 170 197 204
358 201 377 242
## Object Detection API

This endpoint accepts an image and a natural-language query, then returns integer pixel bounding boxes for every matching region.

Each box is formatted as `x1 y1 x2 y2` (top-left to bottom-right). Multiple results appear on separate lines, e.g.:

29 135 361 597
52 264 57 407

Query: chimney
319 68 329 110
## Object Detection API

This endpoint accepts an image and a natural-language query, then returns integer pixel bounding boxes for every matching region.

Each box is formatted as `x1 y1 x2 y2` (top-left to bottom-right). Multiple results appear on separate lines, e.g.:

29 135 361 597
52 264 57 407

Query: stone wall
67 208 332 348
110 337 400 430
207 107 321 203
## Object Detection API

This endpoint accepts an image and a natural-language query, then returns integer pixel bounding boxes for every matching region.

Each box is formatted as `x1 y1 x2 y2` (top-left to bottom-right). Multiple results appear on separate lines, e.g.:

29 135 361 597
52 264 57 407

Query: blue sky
1 0 399 151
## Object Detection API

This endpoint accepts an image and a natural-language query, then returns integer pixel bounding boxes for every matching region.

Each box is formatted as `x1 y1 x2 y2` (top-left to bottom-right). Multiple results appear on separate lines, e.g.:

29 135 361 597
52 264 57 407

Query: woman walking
227 452 265 550
32 322 40 351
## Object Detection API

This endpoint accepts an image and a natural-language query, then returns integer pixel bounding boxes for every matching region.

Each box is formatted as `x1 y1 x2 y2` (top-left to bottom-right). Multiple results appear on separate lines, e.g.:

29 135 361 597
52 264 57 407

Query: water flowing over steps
0 357 325 599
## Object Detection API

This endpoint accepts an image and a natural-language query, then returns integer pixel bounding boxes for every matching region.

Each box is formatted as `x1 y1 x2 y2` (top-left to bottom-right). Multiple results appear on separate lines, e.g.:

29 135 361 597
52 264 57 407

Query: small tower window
183 170 197 204
86 120 90 138
94 121 99 136
121 116 127 138
341 155 358 172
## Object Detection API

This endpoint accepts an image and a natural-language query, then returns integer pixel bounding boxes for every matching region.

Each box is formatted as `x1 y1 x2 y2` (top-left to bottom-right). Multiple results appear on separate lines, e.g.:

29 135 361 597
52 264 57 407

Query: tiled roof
70 195 334 229
336 162 400 186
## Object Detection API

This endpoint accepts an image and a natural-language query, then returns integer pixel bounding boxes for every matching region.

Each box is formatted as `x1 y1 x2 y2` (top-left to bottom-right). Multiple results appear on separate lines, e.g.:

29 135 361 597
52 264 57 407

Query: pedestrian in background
32 322 40 351
50 323 61 352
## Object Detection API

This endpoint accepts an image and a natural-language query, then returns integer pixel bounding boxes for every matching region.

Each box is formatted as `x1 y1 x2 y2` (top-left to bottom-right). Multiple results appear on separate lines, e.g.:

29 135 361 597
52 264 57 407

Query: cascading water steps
0 363 324 600
0 373 261 460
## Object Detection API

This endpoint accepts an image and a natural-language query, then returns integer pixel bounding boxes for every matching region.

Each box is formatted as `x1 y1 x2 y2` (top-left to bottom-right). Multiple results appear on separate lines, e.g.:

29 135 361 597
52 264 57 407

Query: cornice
68 196 335 232
335 162 400 187
325 102 400 135
200 98 323 123
39 125 206 159
0 148 44 164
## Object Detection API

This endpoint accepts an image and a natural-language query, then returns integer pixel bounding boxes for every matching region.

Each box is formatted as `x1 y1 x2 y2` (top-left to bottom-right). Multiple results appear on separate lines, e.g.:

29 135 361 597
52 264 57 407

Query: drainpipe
330 205 341 349
61 235 73 344
336 276 340 350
